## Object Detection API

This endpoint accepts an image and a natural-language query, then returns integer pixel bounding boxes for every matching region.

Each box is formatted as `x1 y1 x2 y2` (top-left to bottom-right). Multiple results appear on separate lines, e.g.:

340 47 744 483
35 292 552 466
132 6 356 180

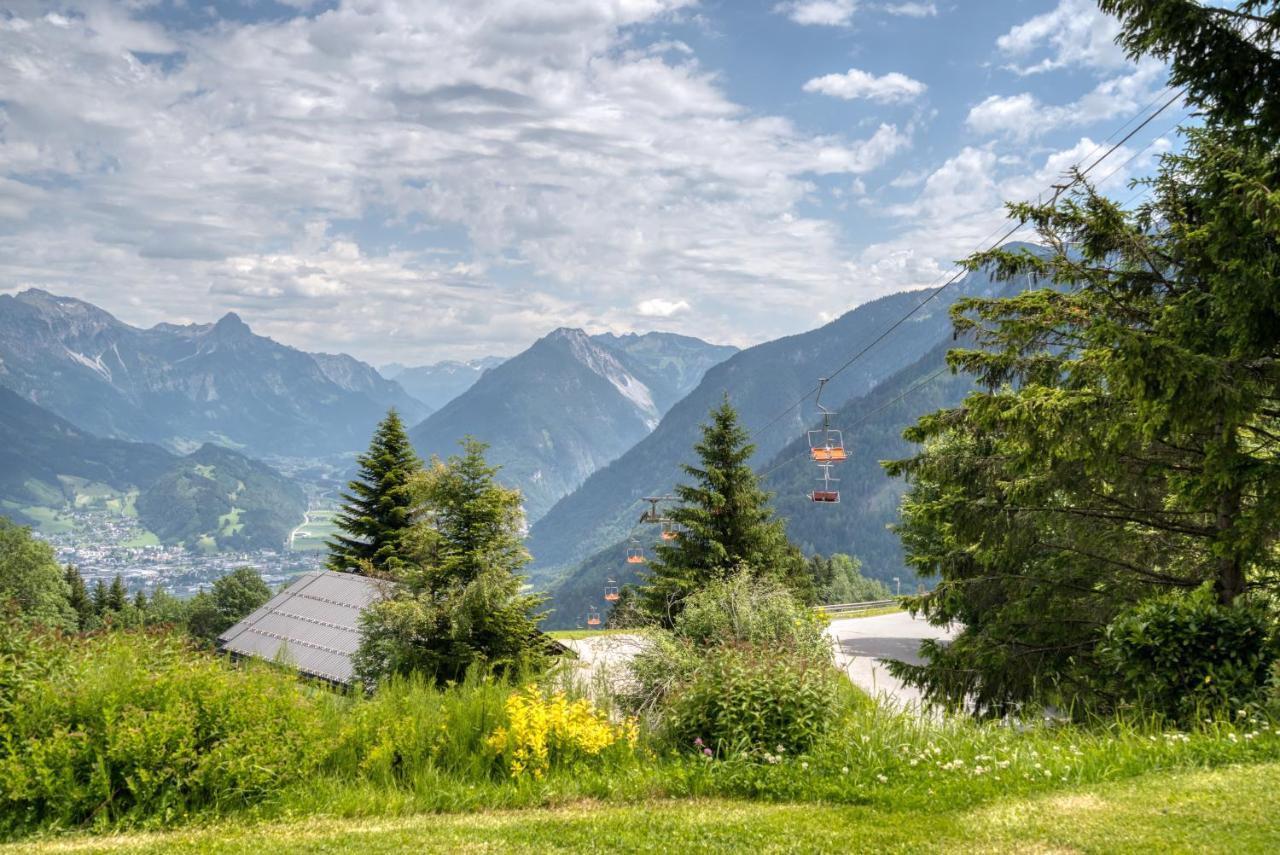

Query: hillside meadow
3 628 1279 851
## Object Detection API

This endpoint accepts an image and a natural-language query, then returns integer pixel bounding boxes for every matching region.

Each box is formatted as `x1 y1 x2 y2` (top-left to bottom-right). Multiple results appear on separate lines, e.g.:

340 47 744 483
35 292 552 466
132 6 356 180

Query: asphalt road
565 612 954 709
825 610 956 708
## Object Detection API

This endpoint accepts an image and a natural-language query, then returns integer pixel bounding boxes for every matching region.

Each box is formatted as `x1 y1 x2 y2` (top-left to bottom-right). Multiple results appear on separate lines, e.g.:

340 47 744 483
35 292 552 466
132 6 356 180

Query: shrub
1099 586 1278 722
0 631 335 835
673 573 830 663
626 573 832 716
485 685 637 780
665 644 840 755
326 669 512 784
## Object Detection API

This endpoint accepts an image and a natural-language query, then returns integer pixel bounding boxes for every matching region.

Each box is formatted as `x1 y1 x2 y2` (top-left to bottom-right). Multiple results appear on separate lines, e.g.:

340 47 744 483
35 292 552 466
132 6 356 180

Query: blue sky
0 0 1184 364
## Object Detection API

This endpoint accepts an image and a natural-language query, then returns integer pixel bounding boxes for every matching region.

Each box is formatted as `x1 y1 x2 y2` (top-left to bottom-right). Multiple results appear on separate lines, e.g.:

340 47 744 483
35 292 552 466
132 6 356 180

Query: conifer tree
641 398 807 625
90 579 109 616
328 409 423 575
63 565 93 630
354 438 546 685
885 0 1280 715
106 575 128 613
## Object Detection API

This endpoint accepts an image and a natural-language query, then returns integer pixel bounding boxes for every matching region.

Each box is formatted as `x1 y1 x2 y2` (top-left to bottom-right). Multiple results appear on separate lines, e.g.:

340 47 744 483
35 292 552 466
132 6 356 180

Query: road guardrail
814 598 898 617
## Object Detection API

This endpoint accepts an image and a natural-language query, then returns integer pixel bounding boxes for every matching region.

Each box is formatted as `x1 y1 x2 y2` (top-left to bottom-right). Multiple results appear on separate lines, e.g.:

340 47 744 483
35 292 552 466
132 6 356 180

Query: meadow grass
11 762 1279 853
5 630 1280 847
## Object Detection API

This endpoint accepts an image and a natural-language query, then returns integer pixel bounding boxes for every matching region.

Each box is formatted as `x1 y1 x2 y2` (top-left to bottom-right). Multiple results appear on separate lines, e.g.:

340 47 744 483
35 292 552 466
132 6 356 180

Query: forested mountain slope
522 269 1010 584
0 387 305 550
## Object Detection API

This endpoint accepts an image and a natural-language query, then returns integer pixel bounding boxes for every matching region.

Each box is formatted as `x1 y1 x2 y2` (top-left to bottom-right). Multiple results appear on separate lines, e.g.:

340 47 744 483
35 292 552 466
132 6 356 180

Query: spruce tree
885 1 1280 715
63 565 93 630
641 398 807 625
328 409 423 575
106 575 128 613
90 579 109 616
354 438 546 685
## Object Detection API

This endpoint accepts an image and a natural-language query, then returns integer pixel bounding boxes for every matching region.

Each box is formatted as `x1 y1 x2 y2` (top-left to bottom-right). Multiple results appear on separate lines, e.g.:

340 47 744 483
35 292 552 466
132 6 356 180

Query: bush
0 631 335 835
486 685 637 780
626 575 841 754
672 572 830 663
1099 586 1278 722
665 644 840 755
326 669 512 785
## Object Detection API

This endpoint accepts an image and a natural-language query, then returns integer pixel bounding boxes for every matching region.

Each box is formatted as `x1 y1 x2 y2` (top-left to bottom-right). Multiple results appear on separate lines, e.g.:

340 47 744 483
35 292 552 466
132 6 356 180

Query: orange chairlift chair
807 377 847 463
625 538 646 564
604 580 620 602
586 608 602 627
810 462 840 504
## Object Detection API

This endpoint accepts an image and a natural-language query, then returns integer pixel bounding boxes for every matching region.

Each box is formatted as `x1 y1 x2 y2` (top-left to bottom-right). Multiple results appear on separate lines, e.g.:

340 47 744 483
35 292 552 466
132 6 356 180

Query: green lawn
13 762 1277 853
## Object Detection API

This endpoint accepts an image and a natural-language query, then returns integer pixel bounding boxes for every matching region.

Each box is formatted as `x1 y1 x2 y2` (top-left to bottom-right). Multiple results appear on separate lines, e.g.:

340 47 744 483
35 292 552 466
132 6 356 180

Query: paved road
562 612 954 708
825 610 955 708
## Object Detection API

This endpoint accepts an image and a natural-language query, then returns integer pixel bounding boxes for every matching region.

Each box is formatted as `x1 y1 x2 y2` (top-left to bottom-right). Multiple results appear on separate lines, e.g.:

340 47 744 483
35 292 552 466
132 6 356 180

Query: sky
0 0 1186 365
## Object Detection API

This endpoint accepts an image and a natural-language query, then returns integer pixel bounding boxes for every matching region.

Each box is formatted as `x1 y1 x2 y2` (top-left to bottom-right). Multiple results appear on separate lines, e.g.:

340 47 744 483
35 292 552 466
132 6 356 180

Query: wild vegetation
1 2 1279 850
886 0 1280 719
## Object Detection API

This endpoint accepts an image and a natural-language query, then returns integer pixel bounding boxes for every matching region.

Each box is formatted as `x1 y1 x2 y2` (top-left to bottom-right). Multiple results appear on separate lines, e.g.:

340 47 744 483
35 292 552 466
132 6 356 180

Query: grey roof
217 570 389 685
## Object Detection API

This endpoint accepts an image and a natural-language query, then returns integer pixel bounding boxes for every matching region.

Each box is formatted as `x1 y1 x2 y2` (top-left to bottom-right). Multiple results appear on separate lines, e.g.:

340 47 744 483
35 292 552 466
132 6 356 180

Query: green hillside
0 387 305 550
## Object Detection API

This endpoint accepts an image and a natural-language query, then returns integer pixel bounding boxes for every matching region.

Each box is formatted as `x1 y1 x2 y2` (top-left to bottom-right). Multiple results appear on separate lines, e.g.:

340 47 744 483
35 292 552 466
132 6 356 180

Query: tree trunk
1214 483 1244 605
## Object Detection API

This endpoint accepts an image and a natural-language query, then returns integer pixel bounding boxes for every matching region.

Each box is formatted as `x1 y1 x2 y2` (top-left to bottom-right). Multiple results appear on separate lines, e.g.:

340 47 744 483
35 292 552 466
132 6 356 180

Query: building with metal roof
217 570 390 685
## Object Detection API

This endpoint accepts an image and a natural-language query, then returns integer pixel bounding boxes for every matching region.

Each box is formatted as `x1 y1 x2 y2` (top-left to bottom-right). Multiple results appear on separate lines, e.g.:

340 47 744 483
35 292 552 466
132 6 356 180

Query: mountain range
381 357 506 411
0 289 429 457
522 277 994 587
408 329 737 523
537 257 1036 626
0 386 305 550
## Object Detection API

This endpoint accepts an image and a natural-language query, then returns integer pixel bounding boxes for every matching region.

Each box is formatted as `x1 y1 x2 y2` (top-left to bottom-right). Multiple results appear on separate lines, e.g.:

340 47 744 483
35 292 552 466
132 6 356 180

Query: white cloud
0 0 919 363
803 68 927 103
996 0 1128 75
775 0 858 27
636 297 691 317
852 136 1143 302
966 61 1167 139
883 3 936 17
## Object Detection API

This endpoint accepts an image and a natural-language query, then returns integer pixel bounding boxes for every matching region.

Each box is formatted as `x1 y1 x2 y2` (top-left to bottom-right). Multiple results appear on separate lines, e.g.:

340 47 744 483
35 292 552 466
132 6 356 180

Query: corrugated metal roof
217 570 390 685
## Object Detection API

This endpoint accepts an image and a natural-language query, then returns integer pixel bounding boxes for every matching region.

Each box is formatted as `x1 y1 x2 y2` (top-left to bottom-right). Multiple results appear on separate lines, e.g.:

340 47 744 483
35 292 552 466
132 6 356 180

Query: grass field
17 504 75 534
12 762 1276 853
290 507 341 551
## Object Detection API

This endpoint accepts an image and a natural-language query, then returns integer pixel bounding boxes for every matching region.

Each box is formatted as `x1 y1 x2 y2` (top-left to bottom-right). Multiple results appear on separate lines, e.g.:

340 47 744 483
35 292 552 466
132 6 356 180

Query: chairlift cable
746 87 1186 448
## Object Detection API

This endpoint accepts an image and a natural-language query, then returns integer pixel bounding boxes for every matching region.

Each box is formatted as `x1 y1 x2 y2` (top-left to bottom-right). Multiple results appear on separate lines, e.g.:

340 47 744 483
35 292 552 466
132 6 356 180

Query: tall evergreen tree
640 398 808 625
90 579 109 616
327 409 423 575
885 0 1280 715
63 565 93 631
354 438 546 685
106 575 128 613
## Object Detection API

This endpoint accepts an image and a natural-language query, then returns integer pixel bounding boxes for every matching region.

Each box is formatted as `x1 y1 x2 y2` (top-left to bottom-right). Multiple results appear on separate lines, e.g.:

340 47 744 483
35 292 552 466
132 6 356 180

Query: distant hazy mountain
0 388 305 550
0 289 429 456
524 261 1020 585
382 356 506 411
408 329 736 523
